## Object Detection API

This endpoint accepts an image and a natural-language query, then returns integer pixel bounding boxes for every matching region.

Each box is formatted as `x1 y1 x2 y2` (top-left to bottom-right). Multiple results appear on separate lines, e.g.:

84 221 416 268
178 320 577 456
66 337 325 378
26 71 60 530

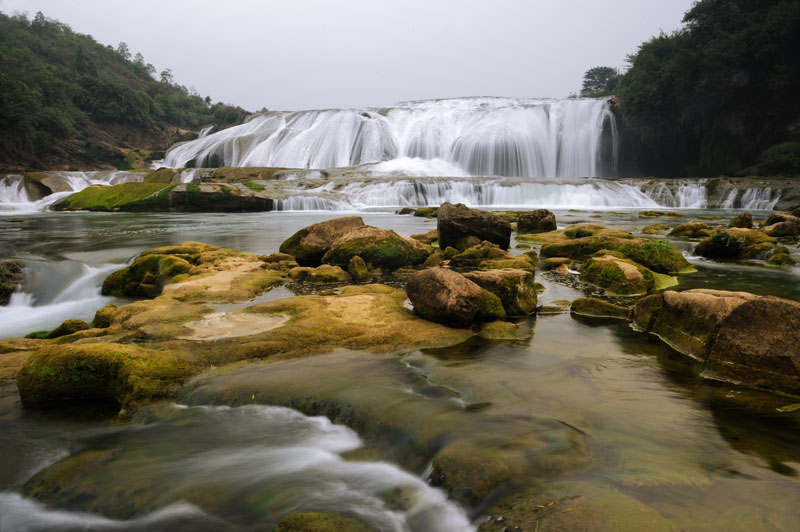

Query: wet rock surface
437 202 512 251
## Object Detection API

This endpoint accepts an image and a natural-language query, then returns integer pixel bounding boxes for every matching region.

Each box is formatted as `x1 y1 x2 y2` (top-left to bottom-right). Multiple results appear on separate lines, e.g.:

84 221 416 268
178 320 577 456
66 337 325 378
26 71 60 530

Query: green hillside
0 11 249 170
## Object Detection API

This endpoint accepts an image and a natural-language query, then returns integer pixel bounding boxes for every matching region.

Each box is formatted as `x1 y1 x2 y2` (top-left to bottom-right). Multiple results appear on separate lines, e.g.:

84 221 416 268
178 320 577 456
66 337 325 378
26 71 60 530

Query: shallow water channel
1 209 799 531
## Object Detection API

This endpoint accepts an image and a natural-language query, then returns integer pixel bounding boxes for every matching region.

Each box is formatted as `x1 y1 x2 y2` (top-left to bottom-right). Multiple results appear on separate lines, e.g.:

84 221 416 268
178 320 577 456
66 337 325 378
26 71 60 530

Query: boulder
463 269 538 316
0 259 24 306
642 223 670 235
541 257 572 271
406 268 505 327
705 297 800 395
347 255 371 283
632 289 757 360
762 219 800 238
102 253 193 298
668 222 712 239
570 298 630 319
517 209 556 233
279 216 365 266
306 265 351 283
694 228 775 259
322 226 431 269
414 206 439 218
765 248 795 268
437 202 511 251
410 228 438 245
47 319 90 339
450 242 535 271
580 254 656 296
729 213 753 228
91 304 118 328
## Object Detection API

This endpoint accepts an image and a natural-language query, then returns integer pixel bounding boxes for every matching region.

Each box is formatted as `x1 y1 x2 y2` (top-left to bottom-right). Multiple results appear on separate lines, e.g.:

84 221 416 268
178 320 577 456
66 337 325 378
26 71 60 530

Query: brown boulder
406 268 505 327
322 226 431 269
463 269 538 316
279 216 365 265
517 209 556 233
437 202 511 251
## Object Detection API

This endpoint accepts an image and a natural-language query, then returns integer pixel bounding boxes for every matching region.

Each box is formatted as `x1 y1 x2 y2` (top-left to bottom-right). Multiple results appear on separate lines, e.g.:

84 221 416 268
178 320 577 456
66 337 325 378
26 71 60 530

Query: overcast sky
1 0 695 111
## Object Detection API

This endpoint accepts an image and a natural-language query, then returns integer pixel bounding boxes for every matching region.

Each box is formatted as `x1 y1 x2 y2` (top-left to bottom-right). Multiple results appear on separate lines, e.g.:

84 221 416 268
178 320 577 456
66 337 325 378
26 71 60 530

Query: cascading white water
165 97 618 178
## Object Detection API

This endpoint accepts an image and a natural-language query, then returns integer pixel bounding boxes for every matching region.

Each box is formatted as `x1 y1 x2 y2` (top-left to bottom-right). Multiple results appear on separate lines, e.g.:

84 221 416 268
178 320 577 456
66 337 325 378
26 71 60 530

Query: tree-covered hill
0 11 250 170
616 0 800 177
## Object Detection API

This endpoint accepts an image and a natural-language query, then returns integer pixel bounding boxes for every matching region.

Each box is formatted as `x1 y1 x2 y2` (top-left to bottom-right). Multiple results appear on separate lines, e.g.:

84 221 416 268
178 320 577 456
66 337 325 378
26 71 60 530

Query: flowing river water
1 208 799 531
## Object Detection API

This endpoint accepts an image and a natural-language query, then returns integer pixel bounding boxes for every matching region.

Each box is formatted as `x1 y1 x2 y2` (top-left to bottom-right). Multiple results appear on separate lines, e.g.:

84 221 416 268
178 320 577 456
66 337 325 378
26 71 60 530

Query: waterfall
165 97 618 178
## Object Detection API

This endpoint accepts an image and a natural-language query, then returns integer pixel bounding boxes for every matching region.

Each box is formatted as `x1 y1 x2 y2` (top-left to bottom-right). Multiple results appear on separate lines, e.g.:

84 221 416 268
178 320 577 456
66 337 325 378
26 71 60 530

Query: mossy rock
580 255 655 296
729 213 753 228
413 207 439 218
91 304 118 328
464 269 538 316
570 298 630 319
53 183 176 212
273 513 373 532
766 252 795 268
144 167 176 183
102 254 193 298
347 255 371 282
642 223 670 235
478 321 532 340
694 228 775 259
0 259 24 305
541 257 572 271
306 265 351 283
525 225 691 274
46 319 90 339
431 441 513 506
406 268 505 327
668 222 712 239
279 217 366 266
322 227 431 269
450 242 535 271
17 343 197 407
638 210 684 218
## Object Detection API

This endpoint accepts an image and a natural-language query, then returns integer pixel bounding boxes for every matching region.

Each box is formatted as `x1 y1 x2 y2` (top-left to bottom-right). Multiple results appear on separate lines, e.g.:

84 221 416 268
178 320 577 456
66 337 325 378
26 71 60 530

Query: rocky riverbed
1 202 799 531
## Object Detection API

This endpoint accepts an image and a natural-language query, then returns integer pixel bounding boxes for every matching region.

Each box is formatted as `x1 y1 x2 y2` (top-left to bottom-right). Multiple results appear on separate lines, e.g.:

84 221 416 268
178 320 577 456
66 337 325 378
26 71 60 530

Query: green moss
244 181 266 191
25 330 51 339
570 298 630 319
102 254 192 298
54 183 175 211
273 513 373 532
144 168 175 183
47 319 90 339
186 182 200 193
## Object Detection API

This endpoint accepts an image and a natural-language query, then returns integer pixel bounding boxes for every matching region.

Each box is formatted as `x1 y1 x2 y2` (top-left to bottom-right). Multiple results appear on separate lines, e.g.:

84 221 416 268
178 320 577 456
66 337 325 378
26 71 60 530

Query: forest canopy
0 11 249 168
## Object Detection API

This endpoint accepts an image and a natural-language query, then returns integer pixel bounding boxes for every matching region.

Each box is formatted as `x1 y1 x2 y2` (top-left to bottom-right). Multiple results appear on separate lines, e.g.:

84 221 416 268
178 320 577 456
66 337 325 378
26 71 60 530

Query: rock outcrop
633 289 800 395
0 259 24 306
579 254 657 296
437 202 511 251
279 216 365 266
694 228 775 259
322 226 432 269
406 268 505 327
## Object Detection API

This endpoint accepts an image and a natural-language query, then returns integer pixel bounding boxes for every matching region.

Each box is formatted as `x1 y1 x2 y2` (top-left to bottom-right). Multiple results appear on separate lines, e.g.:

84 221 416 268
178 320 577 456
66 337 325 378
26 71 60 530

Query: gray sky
1 0 695 111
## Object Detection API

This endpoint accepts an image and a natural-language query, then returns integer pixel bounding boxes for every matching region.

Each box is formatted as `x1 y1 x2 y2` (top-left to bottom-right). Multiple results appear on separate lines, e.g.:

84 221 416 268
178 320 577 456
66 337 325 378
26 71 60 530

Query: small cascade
719 186 781 210
0 170 146 212
165 97 618 178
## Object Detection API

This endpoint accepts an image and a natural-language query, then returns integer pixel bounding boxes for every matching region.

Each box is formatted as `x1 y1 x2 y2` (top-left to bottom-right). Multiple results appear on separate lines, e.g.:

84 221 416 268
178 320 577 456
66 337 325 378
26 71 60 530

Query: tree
116 41 130 61
134 52 145 65
159 68 173 84
581 66 620 97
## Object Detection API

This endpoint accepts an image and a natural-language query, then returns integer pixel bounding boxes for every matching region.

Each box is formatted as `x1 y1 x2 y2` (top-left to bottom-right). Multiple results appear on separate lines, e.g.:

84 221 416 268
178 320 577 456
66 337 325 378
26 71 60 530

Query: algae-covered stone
17 343 197 406
766 249 795 268
0 259 24 306
306 265 351 283
410 228 438 245
47 319 90 339
91 304 118 328
580 255 656 296
638 210 684 218
477 321 532 340
322 227 431 269
442 246 459 260
273 512 373 532
406 268 505 327
642 223 670 235
570 298 629 319
431 441 512 506
463 269 538 316
437 202 512 251
541 257 572 271
729 213 753 228
526 225 691 274
450 242 535 271
413 206 438 218
517 209 556 233
694 228 775 259
102 254 192 298
347 255 371 283
668 221 712 239
279 216 366 266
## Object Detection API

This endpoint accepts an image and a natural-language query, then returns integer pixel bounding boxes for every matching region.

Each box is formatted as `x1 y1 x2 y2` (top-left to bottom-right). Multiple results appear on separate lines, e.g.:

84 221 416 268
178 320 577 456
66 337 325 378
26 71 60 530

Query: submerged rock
477 320 532 340
580 254 663 296
406 268 505 327
0 259 24 306
517 209 556 233
322 226 431 269
463 269 538 316
449 241 536 271
642 223 670 235
765 247 796 268
633 289 800 395
668 222 712 239
279 216 365 266
570 298 630 319
437 202 511 251
273 513 373 532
